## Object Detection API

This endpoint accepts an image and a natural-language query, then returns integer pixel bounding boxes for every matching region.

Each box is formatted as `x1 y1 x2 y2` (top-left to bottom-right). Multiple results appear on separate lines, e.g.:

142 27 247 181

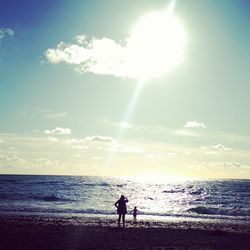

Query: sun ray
103 1 186 175
116 80 145 140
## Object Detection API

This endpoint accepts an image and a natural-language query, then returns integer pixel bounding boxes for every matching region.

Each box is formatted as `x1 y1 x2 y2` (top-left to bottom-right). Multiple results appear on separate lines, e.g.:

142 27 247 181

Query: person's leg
133 215 137 224
118 214 121 227
122 214 125 227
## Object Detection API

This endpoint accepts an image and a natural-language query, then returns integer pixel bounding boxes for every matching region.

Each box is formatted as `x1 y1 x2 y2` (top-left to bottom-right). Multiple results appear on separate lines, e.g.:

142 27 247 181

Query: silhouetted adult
114 195 128 228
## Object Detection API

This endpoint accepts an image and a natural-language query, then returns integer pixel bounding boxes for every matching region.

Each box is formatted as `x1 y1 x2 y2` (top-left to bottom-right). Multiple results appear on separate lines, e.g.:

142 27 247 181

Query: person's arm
124 197 129 202
114 200 119 207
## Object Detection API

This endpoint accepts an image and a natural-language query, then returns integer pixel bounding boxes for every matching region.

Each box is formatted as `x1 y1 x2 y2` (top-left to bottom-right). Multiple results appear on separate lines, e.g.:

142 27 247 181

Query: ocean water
0 175 250 221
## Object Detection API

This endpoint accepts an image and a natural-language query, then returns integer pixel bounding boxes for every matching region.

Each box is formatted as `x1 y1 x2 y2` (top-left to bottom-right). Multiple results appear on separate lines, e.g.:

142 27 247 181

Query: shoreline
1 214 250 250
1 212 250 230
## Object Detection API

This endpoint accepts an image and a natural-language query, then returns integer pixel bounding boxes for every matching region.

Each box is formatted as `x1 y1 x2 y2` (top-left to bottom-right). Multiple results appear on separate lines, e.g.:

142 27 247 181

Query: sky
0 0 250 179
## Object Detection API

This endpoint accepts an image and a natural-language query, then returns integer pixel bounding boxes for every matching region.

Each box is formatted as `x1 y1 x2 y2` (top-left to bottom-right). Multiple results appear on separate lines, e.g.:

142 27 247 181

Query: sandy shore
1 215 250 250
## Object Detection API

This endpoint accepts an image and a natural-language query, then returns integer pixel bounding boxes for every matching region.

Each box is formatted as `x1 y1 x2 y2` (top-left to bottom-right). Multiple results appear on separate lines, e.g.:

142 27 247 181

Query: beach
1 176 250 249
1 215 250 250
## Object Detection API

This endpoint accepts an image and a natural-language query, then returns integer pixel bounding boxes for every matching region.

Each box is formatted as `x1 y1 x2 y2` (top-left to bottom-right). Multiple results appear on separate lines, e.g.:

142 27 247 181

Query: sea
0 175 250 222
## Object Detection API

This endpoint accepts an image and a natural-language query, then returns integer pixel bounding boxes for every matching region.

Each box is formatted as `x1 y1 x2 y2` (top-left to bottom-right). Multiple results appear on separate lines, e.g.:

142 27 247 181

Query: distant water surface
0 175 249 221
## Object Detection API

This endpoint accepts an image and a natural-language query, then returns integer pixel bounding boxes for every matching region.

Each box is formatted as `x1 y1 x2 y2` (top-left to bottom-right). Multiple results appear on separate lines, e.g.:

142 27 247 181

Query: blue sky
0 0 250 178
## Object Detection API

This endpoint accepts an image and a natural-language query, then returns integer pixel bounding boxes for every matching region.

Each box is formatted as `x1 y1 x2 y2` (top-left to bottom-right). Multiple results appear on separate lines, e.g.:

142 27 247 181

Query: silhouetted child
132 206 139 223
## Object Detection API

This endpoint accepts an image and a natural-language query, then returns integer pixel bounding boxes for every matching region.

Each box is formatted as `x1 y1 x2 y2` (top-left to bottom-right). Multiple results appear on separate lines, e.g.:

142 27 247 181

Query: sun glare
127 10 186 80
132 173 190 184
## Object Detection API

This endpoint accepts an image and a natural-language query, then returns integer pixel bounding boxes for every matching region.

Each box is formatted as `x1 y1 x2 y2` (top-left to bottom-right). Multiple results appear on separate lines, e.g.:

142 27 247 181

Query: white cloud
195 161 247 171
91 156 103 160
223 162 241 168
29 157 67 169
21 107 67 120
45 37 135 78
72 145 88 150
212 144 231 151
35 158 59 167
73 35 87 45
205 151 218 155
144 154 165 159
105 120 139 130
64 138 83 144
0 135 69 171
75 154 83 158
84 135 116 143
46 112 67 119
45 11 186 80
175 129 197 137
111 144 144 154
46 42 92 64
72 145 88 153
145 152 176 159
34 107 67 119
48 136 59 142
44 127 72 135
184 121 206 129
201 144 231 153
119 122 133 129
166 152 177 158
0 150 28 168
1 131 250 178
0 139 4 143
0 28 14 44
0 153 10 161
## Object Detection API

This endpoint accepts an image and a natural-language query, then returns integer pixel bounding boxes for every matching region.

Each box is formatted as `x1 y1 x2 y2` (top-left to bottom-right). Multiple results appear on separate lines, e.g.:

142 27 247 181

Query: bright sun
127 10 186 80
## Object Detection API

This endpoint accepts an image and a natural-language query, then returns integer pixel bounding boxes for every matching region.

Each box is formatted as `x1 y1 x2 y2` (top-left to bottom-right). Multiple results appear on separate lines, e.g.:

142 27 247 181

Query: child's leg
133 215 137 223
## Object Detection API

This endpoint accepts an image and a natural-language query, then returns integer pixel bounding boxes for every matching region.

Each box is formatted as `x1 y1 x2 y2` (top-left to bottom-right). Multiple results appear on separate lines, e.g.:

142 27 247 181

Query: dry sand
1 215 250 250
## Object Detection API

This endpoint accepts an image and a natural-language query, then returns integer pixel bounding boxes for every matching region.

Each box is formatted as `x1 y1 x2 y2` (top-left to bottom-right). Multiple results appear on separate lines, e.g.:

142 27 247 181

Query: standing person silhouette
114 195 128 228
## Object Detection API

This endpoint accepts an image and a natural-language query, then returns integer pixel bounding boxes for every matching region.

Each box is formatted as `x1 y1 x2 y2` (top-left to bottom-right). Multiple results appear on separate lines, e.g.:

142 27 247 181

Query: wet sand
1 215 250 250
